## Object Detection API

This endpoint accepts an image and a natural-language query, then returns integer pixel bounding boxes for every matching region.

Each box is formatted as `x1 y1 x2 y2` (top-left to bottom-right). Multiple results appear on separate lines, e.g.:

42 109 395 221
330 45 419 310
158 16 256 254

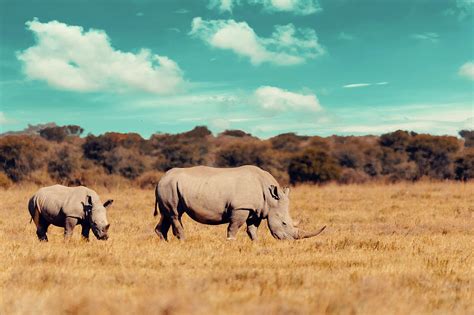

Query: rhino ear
269 185 280 200
81 201 92 215
103 199 114 208
86 195 93 206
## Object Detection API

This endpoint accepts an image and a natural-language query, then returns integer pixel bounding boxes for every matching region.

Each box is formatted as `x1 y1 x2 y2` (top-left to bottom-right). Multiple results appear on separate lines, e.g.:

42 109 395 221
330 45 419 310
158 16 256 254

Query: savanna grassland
0 182 473 315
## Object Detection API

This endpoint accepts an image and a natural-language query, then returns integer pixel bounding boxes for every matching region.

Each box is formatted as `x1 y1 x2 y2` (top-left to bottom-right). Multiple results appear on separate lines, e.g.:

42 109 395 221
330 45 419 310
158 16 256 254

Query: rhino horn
295 225 326 239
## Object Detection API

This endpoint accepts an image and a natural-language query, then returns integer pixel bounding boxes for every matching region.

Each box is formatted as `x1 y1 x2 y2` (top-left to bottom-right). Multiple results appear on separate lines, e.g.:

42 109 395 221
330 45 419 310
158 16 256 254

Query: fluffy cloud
190 18 324 65
209 0 321 15
445 0 473 19
17 19 184 94
459 61 474 80
254 86 322 111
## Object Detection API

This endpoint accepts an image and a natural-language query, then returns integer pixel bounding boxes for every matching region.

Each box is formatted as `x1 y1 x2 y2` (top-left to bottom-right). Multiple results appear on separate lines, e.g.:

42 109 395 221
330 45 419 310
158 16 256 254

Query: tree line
0 124 472 188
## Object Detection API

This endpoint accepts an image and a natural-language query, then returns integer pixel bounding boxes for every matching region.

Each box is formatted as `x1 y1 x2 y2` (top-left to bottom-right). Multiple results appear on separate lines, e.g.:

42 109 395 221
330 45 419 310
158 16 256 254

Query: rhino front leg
227 210 249 240
64 217 78 241
246 215 261 241
81 223 90 241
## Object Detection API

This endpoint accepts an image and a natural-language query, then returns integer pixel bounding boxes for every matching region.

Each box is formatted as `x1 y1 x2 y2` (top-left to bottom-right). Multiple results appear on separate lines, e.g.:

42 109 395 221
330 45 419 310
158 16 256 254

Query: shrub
0 172 13 188
220 129 252 138
135 170 165 189
455 149 474 181
459 130 474 148
407 135 460 179
270 133 306 152
39 125 84 142
47 145 83 185
288 148 341 184
0 135 48 182
215 142 272 168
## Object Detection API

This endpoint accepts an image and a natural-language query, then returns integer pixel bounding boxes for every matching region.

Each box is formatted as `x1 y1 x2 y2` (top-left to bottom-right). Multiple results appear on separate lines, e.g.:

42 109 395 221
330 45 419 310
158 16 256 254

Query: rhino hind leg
155 215 171 241
171 217 185 240
36 216 50 242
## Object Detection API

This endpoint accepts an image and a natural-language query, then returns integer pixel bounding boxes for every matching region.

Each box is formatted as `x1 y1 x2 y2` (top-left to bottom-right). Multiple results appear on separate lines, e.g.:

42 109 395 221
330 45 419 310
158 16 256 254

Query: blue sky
0 0 473 138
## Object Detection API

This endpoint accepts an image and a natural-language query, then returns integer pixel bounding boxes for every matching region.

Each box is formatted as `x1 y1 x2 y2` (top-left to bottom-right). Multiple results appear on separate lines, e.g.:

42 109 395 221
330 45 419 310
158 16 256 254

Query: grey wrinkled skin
153 165 326 241
28 185 113 241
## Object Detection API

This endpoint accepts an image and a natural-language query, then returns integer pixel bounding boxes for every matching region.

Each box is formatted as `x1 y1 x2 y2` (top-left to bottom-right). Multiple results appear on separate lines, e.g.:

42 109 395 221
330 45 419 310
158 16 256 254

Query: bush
407 135 460 179
39 125 84 142
103 147 146 179
0 172 13 188
215 142 272 168
270 133 306 152
338 168 370 184
288 148 341 184
459 130 474 148
135 170 165 189
47 145 83 185
219 129 252 138
455 149 474 181
0 135 48 182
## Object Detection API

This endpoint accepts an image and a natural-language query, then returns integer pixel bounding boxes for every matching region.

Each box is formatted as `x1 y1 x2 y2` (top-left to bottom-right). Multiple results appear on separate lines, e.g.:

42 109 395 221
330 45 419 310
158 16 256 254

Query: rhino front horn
295 225 327 239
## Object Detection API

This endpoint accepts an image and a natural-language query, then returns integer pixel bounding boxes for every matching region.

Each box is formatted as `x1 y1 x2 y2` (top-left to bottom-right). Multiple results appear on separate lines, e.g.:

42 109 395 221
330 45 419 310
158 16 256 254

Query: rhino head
266 186 326 240
83 196 113 240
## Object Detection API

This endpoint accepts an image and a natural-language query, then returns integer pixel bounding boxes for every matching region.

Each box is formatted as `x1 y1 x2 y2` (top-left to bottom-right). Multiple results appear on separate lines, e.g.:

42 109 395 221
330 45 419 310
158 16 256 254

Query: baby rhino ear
103 199 114 208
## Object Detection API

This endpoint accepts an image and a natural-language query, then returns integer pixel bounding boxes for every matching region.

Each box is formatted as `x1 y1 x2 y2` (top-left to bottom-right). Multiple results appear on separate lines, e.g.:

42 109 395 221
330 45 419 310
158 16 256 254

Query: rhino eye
282 222 287 226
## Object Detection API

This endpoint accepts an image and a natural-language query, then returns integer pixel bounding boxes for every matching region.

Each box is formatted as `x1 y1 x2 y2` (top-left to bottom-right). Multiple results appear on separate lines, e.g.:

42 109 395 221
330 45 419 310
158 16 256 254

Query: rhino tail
28 197 41 225
153 185 159 217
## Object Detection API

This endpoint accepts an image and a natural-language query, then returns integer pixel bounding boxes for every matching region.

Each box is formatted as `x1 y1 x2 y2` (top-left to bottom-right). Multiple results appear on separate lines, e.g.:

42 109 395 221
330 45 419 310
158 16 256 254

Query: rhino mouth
91 224 108 240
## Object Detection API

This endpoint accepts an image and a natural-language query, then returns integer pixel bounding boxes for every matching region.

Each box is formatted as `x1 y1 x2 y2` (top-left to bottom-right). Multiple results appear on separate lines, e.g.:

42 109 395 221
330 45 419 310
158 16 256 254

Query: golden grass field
0 182 473 315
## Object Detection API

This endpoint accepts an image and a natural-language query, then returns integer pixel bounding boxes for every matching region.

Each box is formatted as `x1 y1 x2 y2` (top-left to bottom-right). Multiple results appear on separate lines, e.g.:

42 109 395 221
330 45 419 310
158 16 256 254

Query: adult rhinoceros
153 165 326 241
28 185 113 241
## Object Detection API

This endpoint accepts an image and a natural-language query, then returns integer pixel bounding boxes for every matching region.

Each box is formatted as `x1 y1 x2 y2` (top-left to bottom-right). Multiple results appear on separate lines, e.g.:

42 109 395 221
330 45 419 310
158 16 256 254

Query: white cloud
343 82 389 88
209 0 321 15
459 61 474 80
254 86 322 111
208 0 239 12
175 9 190 14
343 83 371 88
190 17 325 65
0 112 11 125
17 19 184 94
250 0 321 15
411 32 439 43
444 0 473 19
338 32 355 41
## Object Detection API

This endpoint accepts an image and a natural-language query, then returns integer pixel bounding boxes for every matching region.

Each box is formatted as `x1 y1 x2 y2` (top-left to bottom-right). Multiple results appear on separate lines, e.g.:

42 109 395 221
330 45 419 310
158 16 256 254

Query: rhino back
34 185 90 224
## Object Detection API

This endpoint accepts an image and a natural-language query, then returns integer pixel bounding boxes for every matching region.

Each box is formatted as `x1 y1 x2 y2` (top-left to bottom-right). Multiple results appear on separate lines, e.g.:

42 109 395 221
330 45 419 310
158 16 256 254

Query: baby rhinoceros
28 185 113 241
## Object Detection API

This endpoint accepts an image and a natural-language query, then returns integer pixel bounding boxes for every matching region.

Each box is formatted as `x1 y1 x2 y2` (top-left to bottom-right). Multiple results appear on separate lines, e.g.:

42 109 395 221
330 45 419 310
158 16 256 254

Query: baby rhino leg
64 217 79 241
34 214 49 242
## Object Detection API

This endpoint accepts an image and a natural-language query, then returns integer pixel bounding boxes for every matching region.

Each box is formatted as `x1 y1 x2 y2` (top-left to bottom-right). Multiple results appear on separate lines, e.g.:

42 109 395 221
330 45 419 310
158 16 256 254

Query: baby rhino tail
153 184 159 217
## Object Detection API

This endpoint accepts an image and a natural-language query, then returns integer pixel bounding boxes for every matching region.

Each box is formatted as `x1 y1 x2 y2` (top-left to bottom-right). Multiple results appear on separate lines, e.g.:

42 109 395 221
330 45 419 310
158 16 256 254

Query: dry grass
0 182 473 315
